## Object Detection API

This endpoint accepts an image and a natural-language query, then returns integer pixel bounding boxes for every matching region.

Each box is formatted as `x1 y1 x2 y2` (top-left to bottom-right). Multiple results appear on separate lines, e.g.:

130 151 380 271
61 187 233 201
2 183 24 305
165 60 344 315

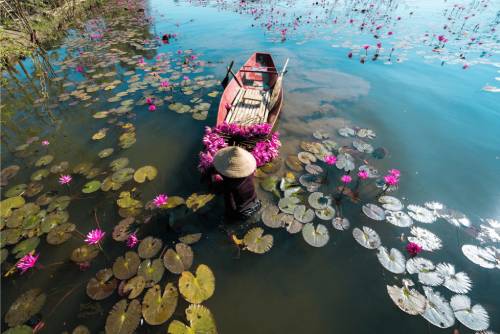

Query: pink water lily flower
85 229 106 245
145 97 153 104
357 170 369 180
341 175 352 184
388 169 401 178
160 80 170 87
363 45 370 50
406 242 423 257
59 174 72 185
153 194 168 207
183 75 189 81
324 155 337 166
41 140 50 146
76 65 84 73
384 174 399 186
148 104 156 111
126 233 139 248
16 252 39 274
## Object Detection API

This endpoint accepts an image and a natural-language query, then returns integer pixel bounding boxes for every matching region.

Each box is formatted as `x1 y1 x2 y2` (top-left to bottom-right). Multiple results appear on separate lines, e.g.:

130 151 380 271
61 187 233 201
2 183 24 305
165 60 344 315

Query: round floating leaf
406 257 435 274
408 227 442 251
12 237 40 259
407 205 436 224
35 192 56 206
82 180 101 193
462 245 497 269
302 223 329 247
421 287 455 328
47 223 76 245
260 176 279 195
163 243 193 274
353 139 374 153
293 205 314 224
261 205 282 228
335 153 355 171
353 226 381 249
50 161 69 174
112 168 135 183
1 196 25 218
2 325 33 334
379 196 404 211
358 165 379 178
1 165 20 186
35 155 53 167
436 263 472 294
297 152 317 164
138 237 163 259
299 174 321 192
161 196 185 209
179 233 202 245
25 182 43 197
179 264 215 304
137 259 165 287
47 196 71 212
5 184 27 197
112 218 134 241
362 203 385 221
123 276 146 299
308 192 331 210
386 210 413 227
186 193 215 212
167 304 218 334
278 197 300 214
450 295 489 331
86 268 118 300
110 158 129 171
113 251 140 280
117 192 142 209
443 209 471 227
285 155 303 172
305 164 323 175
72 325 90 334
3 228 22 245
338 127 355 137
133 166 157 183
387 283 426 315
142 283 178 325
4 289 46 327
377 247 406 274
282 215 302 234
260 158 282 174
101 176 123 192
418 271 444 287
71 245 99 263
98 148 114 158
73 162 93 175
315 206 335 220
332 217 350 231
105 299 141 334
243 227 273 254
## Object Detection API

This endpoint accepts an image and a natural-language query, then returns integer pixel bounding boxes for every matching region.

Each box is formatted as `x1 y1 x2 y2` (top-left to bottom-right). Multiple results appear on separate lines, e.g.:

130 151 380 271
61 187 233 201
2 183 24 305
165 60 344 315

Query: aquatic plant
85 229 106 245
153 194 168 208
324 154 337 165
126 233 138 248
406 242 423 257
58 174 72 185
16 252 39 273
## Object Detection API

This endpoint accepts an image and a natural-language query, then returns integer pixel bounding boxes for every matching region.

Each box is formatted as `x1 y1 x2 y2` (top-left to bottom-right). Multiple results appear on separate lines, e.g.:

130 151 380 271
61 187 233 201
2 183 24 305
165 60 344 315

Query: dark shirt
221 175 257 214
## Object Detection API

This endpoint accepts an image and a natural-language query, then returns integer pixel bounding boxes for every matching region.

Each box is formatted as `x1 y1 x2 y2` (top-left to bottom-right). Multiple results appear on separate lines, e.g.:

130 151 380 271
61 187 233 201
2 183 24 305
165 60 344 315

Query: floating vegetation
302 223 329 247
421 287 455 328
186 193 215 212
138 236 163 259
450 295 489 331
353 226 381 249
167 304 218 334
142 284 178 325
243 228 274 254
385 210 413 227
462 245 500 269
362 204 385 221
407 205 436 224
179 264 215 304
105 299 142 334
4 289 46 327
113 251 140 280
408 227 442 252
86 269 118 301
377 247 406 274
163 243 194 274
387 282 426 315
436 263 472 294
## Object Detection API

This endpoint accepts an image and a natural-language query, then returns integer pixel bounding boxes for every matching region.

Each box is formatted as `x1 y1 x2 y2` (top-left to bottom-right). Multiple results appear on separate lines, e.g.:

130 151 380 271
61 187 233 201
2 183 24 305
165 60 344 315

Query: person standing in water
211 146 261 221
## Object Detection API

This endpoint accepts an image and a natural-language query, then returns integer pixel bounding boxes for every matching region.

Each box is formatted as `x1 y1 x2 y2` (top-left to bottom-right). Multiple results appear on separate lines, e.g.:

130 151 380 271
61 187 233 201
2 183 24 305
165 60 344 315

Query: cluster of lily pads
251 124 497 332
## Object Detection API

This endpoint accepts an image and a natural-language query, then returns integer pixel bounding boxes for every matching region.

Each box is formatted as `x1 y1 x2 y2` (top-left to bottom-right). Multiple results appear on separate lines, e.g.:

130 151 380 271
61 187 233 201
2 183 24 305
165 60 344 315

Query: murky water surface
1 0 499 333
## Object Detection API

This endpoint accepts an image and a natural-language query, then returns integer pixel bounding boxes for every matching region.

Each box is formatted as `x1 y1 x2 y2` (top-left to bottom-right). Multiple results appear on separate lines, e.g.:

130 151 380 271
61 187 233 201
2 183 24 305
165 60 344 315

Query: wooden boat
217 52 288 130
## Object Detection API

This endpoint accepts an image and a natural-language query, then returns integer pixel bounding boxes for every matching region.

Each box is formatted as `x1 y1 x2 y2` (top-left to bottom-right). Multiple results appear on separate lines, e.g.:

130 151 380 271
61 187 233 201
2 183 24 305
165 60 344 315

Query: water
1 0 499 333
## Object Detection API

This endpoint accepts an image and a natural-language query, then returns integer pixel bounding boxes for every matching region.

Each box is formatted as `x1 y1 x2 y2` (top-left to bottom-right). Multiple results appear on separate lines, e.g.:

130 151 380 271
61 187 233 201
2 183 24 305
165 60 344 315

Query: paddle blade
221 60 234 88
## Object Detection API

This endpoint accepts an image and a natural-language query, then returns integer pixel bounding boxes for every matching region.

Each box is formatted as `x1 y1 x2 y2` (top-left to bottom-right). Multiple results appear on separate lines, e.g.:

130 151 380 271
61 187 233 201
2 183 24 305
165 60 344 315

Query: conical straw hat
213 146 257 178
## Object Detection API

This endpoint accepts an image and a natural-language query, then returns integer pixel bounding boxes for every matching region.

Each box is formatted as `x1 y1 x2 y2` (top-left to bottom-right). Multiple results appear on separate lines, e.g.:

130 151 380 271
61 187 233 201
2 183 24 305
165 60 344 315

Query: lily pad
386 211 413 227
278 197 300 214
137 259 165 287
262 205 282 228
82 180 101 193
47 196 71 212
406 257 435 274
353 226 381 249
1 196 26 218
73 162 93 175
46 223 76 245
315 206 335 220
113 251 140 280
297 152 317 164
379 196 404 211
308 192 331 210
179 233 202 245
133 166 157 183
138 236 163 259
123 276 146 299
98 148 114 158
117 192 142 209
408 227 442 251
1 165 20 186
260 176 279 196
142 283 178 325
12 237 40 259
110 158 129 171
5 184 27 197
332 217 350 231
163 243 193 274
71 245 99 263
436 263 472 293
293 205 315 224
86 268 118 300
302 223 329 247
25 182 43 197
387 283 426 315
461 245 498 269
362 203 386 221
335 153 355 171
377 247 406 274
407 205 436 224
104 299 141 334
285 155 303 172
112 168 135 183
167 304 218 334
161 196 185 209
305 164 324 175
4 289 46 327
450 295 489 331
186 193 215 212
421 286 455 328
243 227 273 254
179 264 215 304
35 155 54 167
2 325 33 334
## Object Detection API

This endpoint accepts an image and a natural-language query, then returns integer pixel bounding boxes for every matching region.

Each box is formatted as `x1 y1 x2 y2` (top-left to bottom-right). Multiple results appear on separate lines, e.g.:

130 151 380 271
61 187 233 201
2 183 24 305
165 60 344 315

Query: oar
221 60 234 88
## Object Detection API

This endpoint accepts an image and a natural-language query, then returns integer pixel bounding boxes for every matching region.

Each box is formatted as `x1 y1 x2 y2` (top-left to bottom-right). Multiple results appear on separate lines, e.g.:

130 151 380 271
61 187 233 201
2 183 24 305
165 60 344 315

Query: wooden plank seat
225 88 270 125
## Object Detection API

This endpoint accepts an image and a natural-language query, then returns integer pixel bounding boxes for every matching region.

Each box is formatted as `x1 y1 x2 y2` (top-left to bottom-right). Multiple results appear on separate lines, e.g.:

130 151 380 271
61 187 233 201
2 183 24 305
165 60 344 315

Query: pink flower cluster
406 242 423 257
211 122 272 138
16 253 39 274
251 132 281 167
384 169 401 187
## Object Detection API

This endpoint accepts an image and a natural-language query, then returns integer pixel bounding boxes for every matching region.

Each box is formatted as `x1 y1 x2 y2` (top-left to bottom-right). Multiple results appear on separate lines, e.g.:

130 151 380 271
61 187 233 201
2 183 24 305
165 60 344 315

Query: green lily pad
71 245 99 263
113 251 140 280
141 283 178 325
167 304 218 334
46 223 75 245
123 276 145 299
243 227 273 254
179 264 215 304
137 259 164 287
2 325 33 334
186 193 215 212
110 158 129 171
25 182 43 197
112 168 135 183
41 210 68 233
285 155 303 172
101 177 123 192
117 192 142 209
98 148 114 158
12 237 40 259
22 211 44 230
5 184 27 197
0 165 20 186
138 237 162 259
1 196 25 218
133 166 157 183
30 169 49 181
104 299 141 334
260 176 279 197
178 233 202 245
47 196 71 212
35 192 56 206
86 268 118 301
82 180 101 193
35 155 54 167
49 161 69 174
4 289 46 327
73 162 93 175
85 168 102 179
163 243 193 274
2 228 22 245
